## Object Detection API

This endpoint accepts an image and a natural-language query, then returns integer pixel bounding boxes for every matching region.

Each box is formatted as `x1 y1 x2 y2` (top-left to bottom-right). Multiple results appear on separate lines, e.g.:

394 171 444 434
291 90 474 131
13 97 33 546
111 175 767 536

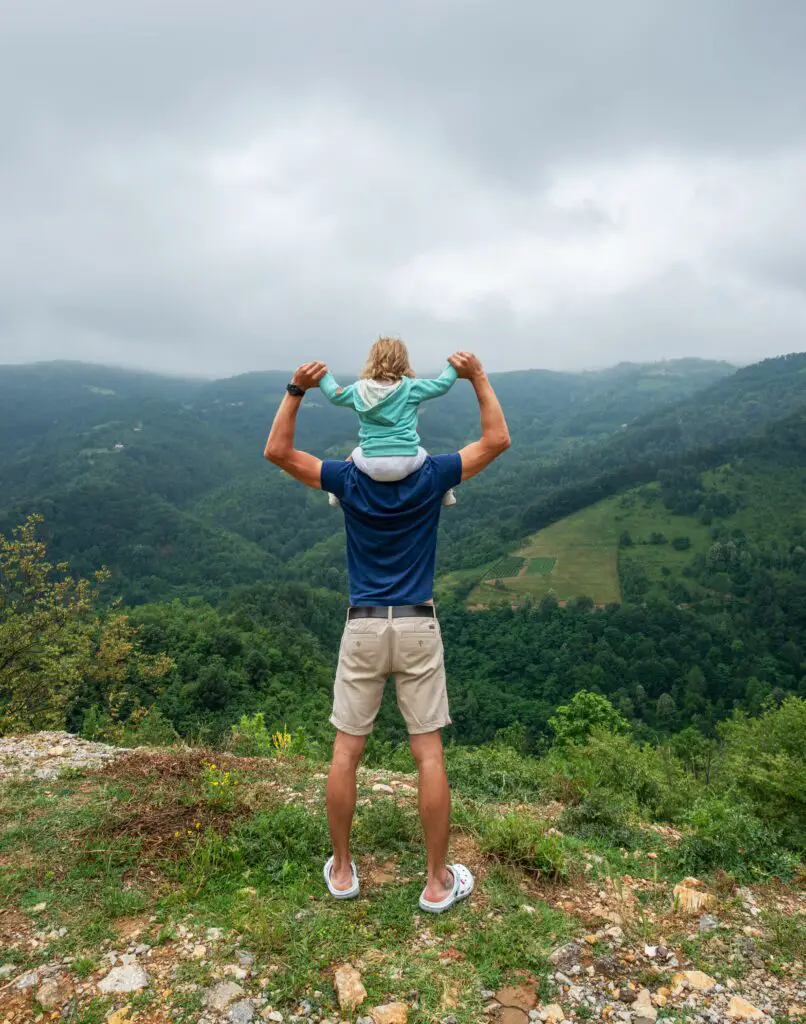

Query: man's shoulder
425 452 462 487
321 458 353 496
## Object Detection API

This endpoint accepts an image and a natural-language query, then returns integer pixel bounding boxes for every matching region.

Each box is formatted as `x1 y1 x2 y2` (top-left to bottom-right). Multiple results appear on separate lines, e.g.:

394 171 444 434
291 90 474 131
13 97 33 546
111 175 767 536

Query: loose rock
549 942 583 970
98 963 150 994
36 974 73 1009
726 995 766 1020
206 981 246 1011
370 1002 408 1024
228 998 257 1023
673 879 716 915
633 988 657 1021
333 963 367 1011
672 970 717 992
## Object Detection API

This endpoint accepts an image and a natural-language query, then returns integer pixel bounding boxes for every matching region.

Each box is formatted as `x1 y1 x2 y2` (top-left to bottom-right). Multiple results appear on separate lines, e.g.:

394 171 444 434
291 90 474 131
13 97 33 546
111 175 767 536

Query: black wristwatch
286 383 305 398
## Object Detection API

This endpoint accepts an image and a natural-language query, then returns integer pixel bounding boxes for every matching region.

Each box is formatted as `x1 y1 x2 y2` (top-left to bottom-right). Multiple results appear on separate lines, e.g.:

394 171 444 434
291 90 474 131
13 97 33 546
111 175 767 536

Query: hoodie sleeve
408 364 458 403
319 371 358 408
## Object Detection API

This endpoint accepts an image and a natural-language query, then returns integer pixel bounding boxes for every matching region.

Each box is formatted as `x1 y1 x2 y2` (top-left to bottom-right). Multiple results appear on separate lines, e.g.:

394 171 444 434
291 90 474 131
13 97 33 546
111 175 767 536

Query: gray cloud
1 0 805 376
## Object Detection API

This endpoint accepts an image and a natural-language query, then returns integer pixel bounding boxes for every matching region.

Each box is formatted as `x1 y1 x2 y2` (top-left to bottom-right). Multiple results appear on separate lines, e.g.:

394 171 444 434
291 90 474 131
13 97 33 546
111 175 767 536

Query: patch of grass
445 744 543 800
72 956 99 978
73 999 112 1024
231 803 330 880
468 499 621 606
763 909 806 960
476 812 569 881
353 799 421 854
526 556 556 574
458 871 574 985
558 792 645 848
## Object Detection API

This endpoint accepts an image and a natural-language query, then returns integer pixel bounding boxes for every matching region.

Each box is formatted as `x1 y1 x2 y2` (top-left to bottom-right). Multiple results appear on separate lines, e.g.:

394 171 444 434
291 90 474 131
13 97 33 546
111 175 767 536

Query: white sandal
419 863 474 913
323 856 360 900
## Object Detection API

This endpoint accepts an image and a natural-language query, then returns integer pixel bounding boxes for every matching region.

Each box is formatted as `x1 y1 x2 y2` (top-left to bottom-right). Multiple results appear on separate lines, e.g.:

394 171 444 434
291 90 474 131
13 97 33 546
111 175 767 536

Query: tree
0 515 171 734
548 690 630 746
656 692 678 730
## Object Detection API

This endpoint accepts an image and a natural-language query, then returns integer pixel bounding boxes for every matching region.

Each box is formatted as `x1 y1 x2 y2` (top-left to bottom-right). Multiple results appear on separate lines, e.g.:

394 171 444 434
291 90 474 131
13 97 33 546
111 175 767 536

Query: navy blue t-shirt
320 454 462 606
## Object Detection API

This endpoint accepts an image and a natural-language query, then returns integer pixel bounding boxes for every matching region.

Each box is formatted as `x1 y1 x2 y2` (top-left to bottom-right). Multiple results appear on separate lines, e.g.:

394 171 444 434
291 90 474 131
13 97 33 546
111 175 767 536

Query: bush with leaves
0 515 171 734
718 697 806 851
671 797 799 882
478 812 569 880
548 690 629 746
444 742 543 800
558 791 645 848
541 727 694 822
232 804 330 881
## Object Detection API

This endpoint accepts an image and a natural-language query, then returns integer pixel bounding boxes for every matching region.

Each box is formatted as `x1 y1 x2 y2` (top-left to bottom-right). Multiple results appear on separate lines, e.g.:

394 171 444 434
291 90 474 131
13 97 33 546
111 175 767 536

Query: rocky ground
0 731 127 780
0 734 804 1024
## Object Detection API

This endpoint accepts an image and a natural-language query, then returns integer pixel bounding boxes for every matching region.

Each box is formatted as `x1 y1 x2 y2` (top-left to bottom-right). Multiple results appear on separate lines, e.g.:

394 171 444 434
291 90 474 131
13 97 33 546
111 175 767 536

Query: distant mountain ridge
5 353 804 603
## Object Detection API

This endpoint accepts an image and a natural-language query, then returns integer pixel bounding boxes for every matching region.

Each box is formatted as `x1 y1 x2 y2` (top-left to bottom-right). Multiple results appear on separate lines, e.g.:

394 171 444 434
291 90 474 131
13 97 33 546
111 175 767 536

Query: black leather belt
348 604 436 620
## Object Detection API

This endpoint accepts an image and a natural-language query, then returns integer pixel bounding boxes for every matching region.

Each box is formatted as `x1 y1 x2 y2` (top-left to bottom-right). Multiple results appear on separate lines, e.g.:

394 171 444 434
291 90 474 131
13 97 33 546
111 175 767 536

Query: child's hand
448 351 484 380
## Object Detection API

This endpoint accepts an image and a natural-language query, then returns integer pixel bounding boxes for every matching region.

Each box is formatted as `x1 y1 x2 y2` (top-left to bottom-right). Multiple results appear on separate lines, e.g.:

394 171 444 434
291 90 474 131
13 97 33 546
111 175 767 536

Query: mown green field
448 483 711 608
442 458 806 609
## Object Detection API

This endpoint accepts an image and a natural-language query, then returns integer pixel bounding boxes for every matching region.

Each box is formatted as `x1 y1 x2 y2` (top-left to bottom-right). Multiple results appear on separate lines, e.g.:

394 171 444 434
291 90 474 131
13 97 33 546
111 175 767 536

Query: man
264 351 509 912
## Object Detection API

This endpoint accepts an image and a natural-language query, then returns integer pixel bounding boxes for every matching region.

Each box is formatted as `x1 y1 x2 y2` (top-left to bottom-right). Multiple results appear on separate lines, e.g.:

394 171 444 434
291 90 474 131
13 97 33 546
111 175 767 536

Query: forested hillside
0 356 732 599
2 352 806 752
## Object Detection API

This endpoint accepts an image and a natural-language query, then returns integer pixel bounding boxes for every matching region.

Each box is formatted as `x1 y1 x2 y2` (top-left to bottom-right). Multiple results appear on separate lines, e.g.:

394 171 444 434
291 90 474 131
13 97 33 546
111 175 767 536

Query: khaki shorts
331 613 451 736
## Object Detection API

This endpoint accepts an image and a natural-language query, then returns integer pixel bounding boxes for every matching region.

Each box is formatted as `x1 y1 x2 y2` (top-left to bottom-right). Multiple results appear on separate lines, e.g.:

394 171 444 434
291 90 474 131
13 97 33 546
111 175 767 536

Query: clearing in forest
467 499 621 606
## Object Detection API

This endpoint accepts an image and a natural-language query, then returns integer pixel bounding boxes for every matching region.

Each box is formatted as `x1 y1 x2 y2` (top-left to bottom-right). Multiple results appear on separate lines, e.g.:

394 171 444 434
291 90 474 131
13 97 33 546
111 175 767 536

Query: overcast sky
2 1 805 377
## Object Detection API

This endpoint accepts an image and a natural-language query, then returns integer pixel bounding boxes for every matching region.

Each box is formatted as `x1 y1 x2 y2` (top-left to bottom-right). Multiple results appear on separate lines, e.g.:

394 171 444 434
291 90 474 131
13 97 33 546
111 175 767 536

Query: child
319 337 458 507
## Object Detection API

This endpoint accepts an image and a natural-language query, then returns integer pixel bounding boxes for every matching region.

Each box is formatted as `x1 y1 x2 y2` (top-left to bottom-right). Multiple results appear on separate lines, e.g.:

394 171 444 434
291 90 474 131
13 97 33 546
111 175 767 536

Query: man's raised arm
450 352 511 482
263 361 327 489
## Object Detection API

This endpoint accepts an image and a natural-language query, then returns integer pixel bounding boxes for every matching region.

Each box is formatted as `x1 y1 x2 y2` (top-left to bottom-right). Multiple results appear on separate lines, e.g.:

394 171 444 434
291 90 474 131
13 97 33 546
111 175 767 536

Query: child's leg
351 448 426 482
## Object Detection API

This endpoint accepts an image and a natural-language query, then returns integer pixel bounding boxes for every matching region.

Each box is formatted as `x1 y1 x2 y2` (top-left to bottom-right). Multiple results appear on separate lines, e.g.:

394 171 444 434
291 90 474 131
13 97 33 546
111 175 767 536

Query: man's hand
291 361 328 391
448 351 484 381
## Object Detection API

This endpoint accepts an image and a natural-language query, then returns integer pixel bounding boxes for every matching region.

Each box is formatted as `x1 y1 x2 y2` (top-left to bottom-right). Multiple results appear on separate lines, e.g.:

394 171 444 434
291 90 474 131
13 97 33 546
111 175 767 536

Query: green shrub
671 797 799 882
353 799 421 853
123 706 179 747
549 691 629 746
540 728 695 822
228 712 274 757
478 813 568 880
718 697 806 851
444 743 543 800
361 736 416 772
763 909 806 960
231 804 330 880
558 791 644 848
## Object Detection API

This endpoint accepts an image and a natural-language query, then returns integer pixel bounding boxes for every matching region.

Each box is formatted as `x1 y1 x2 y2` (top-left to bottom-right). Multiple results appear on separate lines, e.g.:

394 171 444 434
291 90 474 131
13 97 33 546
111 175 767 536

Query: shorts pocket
339 619 386 679
394 620 442 674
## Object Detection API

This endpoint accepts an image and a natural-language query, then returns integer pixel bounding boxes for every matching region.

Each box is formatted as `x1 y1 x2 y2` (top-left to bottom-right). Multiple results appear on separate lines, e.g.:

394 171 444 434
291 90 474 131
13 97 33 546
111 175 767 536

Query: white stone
228 998 256 1024
633 988 657 1021
98 964 150 994
207 981 245 1011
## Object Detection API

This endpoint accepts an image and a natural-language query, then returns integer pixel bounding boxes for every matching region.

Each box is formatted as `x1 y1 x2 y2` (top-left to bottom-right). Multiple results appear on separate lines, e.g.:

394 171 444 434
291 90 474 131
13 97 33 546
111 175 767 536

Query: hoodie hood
353 378 406 424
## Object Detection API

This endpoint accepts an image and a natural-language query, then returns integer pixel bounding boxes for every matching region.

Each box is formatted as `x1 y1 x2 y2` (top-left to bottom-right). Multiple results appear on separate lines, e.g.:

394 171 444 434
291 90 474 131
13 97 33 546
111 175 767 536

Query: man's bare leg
326 730 366 890
410 730 454 902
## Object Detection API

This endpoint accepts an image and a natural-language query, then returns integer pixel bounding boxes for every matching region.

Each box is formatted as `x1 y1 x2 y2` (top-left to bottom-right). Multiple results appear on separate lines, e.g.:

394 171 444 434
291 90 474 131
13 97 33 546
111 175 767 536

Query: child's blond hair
360 336 415 382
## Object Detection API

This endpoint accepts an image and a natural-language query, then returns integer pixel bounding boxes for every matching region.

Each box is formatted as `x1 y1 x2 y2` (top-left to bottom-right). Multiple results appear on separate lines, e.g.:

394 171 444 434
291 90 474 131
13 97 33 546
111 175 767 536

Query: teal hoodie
319 364 458 457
